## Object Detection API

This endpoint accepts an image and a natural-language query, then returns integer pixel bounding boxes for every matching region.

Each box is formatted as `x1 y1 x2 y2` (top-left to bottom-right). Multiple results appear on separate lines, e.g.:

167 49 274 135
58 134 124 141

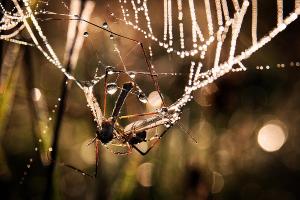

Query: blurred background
1 0 300 199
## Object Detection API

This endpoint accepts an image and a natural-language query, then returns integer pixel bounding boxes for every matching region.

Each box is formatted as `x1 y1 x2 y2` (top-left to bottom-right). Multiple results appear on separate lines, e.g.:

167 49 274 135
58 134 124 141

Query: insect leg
103 70 108 117
111 82 134 122
58 139 100 178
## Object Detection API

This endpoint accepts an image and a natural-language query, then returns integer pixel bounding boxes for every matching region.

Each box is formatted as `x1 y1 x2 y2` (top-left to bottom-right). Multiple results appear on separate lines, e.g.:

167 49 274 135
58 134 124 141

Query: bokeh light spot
211 171 224 193
147 91 162 108
257 121 287 152
136 162 154 187
32 88 41 101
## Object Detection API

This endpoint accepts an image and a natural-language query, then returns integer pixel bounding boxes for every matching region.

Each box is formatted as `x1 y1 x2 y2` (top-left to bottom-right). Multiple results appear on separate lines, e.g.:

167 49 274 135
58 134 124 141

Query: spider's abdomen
97 121 114 144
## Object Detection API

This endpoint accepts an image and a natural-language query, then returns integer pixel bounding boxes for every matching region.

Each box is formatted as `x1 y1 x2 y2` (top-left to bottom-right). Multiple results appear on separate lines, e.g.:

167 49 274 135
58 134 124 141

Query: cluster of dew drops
19 93 64 184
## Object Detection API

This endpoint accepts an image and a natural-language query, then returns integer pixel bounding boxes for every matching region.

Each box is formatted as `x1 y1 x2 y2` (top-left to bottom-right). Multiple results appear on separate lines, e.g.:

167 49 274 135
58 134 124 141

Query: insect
3 1 193 178
66 67 176 177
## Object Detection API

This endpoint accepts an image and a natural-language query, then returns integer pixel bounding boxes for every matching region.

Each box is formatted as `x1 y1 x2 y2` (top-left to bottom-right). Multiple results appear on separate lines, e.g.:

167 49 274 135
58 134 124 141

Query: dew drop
160 107 168 115
38 139 42 143
110 34 114 40
138 92 148 103
165 122 171 128
128 72 136 79
106 66 114 75
107 83 118 95
27 165 30 168
102 22 108 29
83 32 89 37
49 147 53 152
34 147 38 151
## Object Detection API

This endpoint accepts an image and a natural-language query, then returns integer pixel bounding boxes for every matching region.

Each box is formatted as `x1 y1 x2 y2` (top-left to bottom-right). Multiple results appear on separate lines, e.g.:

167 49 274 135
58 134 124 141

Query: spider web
1 0 300 183
1 0 300 132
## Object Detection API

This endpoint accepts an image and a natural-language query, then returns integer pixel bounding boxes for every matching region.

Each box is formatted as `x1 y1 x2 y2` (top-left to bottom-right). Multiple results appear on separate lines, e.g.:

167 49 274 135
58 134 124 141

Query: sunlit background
1 0 300 199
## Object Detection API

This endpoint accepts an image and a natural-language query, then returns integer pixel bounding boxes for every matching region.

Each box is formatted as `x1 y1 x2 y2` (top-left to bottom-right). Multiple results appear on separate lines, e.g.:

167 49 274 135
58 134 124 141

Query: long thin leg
94 139 100 177
103 70 108 117
175 123 198 144
118 111 158 120
111 82 134 123
59 163 95 178
58 138 100 178
133 126 172 155
139 43 166 107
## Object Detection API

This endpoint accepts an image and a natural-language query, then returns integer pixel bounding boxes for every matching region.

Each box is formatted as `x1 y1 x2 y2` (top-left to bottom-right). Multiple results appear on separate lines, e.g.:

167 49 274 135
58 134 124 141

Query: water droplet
160 107 168 115
107 83 118 95
34 147 38 151
27 165 30 168
165 122 171 128
110 34 114 40
49 147 53 152
128 72 136 79
83 32 89 37
102 22 108 29
138 92 148 103
38 139 42 143
106 66 114 75
29 158 33 162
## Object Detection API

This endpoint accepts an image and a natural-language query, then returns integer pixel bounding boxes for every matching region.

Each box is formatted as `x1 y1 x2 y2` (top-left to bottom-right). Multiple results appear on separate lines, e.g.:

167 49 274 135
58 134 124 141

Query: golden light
257 121 287 152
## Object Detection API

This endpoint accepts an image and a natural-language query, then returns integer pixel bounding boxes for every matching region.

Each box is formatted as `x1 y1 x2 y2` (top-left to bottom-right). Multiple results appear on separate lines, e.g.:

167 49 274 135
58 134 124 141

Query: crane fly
67 68 174 178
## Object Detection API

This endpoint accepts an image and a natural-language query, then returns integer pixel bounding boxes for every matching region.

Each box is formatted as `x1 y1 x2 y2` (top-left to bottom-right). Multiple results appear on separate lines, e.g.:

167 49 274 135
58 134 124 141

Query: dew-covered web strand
34 14 169 104
20 97 62 184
